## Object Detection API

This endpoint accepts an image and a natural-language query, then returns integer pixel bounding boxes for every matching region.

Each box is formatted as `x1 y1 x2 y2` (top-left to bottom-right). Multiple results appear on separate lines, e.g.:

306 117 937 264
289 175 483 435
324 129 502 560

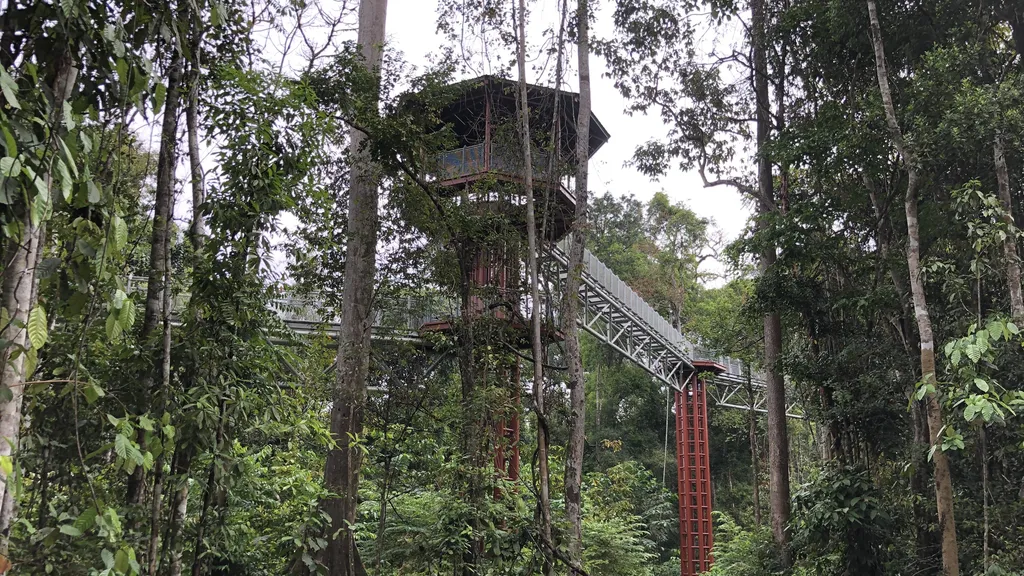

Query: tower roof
438 75 611 160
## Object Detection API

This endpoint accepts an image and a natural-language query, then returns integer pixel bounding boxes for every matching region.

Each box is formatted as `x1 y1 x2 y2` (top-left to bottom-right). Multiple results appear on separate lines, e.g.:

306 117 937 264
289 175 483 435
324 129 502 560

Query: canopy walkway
264 241 801 418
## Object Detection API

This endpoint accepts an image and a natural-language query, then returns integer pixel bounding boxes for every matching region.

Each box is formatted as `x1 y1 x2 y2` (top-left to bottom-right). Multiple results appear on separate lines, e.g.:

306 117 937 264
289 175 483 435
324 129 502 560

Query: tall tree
514 0 553 571
562 0 592 571
322 0 388 574
866 2 959 574
751 0 791 561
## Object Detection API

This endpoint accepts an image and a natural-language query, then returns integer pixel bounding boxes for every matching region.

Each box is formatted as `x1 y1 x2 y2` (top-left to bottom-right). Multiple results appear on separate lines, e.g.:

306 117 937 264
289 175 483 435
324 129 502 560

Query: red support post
676 369 714 575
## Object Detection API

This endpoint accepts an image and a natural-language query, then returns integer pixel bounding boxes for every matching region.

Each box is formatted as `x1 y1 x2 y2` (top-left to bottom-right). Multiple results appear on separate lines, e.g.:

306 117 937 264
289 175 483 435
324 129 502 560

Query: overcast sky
384 1 754 262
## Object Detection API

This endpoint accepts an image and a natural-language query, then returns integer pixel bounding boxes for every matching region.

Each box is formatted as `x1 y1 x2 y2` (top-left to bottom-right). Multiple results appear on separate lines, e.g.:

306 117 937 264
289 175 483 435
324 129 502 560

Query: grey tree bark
750 0 791 563
0 53 77 551
514 1 553 572
322 1 387 574
126 50 183 510
561 0 591 571
867 2 959 574
993 135 1024 319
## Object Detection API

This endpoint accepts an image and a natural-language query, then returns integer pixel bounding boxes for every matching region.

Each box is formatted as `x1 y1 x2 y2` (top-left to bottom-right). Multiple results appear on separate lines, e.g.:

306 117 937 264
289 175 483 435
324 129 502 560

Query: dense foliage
6 0 1024 575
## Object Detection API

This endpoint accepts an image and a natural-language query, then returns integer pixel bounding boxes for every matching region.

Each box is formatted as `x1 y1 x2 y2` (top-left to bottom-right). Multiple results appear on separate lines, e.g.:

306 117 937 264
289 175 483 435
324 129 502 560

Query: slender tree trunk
0 53 76 550
514 2 553 572
751 0 791 562
561 1 591 571
982 425 990 571
747 368 761 527
322 2 386 574
866 3 959 574
186 67 205 246
993 134 1024 319
166 447 192 576
128 51 184 509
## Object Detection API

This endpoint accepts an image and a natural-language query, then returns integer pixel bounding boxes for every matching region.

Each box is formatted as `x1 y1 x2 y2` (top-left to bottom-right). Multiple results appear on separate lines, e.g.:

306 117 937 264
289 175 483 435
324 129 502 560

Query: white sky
386 0 754 260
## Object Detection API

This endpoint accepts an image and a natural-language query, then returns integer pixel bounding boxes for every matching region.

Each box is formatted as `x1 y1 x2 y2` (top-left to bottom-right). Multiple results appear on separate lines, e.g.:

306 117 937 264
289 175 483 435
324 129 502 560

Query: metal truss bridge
267 241 801 418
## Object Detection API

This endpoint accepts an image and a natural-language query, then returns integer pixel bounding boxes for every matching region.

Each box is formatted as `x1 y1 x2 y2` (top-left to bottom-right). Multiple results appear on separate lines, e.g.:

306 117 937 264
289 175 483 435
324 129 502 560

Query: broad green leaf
114 433 129 459
964 405 978 421
119 299 135 329
0 157 19 177
974 378 990 393
0 66 19 109
58 524 82 537
153 83 166 115
57 136 78 177
83 382 104 404
62 101 75 130
111 214 127 251
29 191 50 227
22 347 37 379
1010 322 1020 335
105 310 122 341
114 548 129 573
87 180 101 204
27 306 46 350
57 158 73 202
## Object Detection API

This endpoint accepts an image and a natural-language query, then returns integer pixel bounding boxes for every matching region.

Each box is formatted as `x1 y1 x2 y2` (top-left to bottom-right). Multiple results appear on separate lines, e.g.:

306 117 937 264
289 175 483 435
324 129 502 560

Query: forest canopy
1 1 1024 576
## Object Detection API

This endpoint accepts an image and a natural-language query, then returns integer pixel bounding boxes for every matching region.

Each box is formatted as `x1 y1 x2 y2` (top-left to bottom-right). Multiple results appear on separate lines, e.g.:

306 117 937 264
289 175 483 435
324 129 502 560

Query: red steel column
676 371 713 575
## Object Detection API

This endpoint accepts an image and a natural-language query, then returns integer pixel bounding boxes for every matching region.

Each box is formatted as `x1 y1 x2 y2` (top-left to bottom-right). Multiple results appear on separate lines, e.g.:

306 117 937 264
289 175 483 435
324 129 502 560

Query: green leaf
153 82 166 115
966 344 982 363
57 158 73 202
974 378 990 393
57 136 78 177
0 157 19 177
114 433 129 459
27 306 46 350
30 191 50 227
111 214 127 251
115 58 128 82
58 524 82 537
22 347 37 378
105 311 122 341
138 415 155 431
0 66 20 109
114 548 129 573
101 548 115 569
964 405 978 421
0 455 13 478
83 382 104 404
87 180 101 204
119 299 136 329
62 100 75 130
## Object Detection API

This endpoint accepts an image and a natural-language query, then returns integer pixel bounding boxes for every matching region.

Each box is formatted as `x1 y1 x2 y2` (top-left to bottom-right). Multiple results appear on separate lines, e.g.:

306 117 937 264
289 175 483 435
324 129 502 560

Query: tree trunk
747 368 761 527
186 62 205 246
514 2 553 572
751 0 791 562
165 447 193 576
982 425 990 571
322 1 386 574
561 1 591 572
127 51 184 509
866 3 959 574
0 53 76 550
994 134 1023 319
